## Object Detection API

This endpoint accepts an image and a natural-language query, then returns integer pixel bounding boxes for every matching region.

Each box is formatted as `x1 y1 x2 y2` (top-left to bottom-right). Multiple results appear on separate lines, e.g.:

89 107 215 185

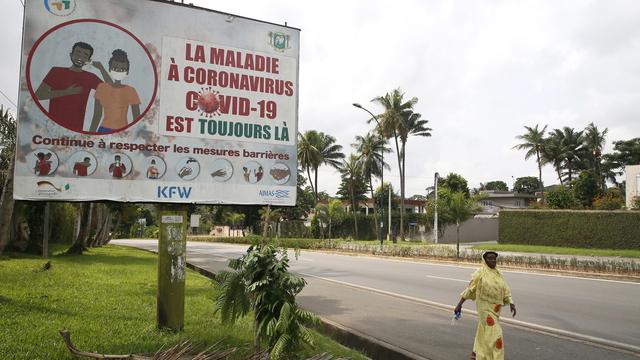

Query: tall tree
0 106 17 254
314 199 344 238
513 176 541 195
337 154 366 239
555 127 586 185
372 88 431 241
297 130 321 200
602 138 640 180
542 132 566 185
352 132 390 239
438 173 470 197
259 206 282 238
297 130 344 204
583 123 608 190
513 124 547 200
440 190 483 258
479 180 509 191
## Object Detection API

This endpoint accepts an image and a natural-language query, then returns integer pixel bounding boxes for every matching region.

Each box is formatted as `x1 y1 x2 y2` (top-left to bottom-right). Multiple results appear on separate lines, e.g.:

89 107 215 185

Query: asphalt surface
112 240 640 360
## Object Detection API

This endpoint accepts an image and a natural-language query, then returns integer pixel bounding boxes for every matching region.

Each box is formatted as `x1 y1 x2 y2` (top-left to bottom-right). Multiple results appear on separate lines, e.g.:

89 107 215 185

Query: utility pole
157 204 188 331
433 172 439 244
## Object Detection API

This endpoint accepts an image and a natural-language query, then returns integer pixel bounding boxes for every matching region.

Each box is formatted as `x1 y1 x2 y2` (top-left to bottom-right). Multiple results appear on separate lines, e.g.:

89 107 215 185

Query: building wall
439 217 499 244
625 165 640 209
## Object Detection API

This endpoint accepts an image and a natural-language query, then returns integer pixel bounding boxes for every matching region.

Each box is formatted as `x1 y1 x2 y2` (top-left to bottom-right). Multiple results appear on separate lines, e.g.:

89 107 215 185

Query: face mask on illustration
110 71 128 81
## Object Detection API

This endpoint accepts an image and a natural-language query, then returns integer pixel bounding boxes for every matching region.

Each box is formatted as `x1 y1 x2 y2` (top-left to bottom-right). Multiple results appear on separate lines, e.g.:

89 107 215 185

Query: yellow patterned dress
460 259 513 360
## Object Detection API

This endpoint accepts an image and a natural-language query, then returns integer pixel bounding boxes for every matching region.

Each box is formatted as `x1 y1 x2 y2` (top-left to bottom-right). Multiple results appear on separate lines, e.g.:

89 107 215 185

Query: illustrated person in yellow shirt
90 49 141 133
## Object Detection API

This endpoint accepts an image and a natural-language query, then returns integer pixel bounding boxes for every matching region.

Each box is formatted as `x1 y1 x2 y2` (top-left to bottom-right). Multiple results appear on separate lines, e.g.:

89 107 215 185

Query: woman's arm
90 101 103 132
92 62 113 84
454 298 466 314
131 104 140 120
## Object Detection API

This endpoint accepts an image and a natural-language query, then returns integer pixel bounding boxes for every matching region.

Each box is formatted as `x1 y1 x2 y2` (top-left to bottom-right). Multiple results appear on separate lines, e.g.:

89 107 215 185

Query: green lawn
471 244 640 258
0 245 366 360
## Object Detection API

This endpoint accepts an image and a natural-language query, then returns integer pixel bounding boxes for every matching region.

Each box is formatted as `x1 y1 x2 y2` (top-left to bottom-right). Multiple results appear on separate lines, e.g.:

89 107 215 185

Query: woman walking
454 251 517 360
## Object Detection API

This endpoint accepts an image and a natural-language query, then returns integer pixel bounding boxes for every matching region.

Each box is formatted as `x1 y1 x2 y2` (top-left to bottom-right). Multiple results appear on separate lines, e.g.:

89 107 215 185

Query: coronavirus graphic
196 87 221 117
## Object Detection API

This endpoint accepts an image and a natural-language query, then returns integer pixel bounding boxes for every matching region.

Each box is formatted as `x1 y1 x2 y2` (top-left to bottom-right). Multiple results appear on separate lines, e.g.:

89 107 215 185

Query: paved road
113 240 640 360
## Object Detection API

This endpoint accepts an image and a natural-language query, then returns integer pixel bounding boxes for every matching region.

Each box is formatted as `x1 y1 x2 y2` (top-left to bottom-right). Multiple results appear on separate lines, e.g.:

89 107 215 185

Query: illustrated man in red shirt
73 157 92 176
35 42 109 132
109 155 127 179
34 152 52 176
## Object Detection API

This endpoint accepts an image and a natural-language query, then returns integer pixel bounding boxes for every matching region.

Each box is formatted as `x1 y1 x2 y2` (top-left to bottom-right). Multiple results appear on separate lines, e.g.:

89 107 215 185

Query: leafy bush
215 243 317 358
499 210 640 249
546 186 579 209
279 220 310 238
632 196 640 211
572 171 601 207
592 188 625 210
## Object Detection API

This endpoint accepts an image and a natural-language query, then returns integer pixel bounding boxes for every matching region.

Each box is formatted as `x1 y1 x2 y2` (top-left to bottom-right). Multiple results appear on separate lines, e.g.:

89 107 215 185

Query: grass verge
471 244 640 258
0 245 366 360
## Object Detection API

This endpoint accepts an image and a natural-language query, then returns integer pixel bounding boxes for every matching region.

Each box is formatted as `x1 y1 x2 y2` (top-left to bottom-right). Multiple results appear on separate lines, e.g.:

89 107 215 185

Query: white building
625 165 640 209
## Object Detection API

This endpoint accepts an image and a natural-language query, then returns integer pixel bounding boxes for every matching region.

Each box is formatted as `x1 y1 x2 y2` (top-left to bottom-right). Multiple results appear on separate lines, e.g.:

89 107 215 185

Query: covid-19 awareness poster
14 0 299 205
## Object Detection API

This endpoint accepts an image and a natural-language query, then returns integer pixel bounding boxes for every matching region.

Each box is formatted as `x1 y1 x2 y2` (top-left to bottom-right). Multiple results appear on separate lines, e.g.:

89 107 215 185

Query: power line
0 88 17 109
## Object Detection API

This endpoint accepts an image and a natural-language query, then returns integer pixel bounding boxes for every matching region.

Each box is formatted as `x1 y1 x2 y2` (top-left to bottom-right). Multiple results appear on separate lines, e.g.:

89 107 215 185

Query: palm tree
225 212 245 236
372 88 430 241
556 127 586 184
0 106 16 254
339 154 362 239
297 130 321 199
352 133 390 239
542 132 565 185
513 124 547 201
583 123 608 190
314 199 344 238
259 206 282 238
444 190 483 258
297 130 344 204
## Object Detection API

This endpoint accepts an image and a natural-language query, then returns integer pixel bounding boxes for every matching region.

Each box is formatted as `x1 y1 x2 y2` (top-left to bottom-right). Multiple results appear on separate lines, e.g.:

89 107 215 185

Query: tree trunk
536 150 544 202
314 166 319 204
306 167 316 203
90 204 112 247
392 132 402 243
351 183 358 239
400 141 406 241
328 219 332 239
67 202 93 254
456 221 460 259
0 159 15 254
369 176 379 240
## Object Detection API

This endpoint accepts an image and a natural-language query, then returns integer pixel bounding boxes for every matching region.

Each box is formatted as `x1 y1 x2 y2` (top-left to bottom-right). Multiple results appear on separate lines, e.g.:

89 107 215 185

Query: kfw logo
259 190 290 199
44 0 76 16
157 186 192 199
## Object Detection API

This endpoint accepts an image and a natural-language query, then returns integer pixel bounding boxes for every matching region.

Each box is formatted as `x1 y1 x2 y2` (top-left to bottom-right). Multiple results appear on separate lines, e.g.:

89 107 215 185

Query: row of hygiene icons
29 148 292 184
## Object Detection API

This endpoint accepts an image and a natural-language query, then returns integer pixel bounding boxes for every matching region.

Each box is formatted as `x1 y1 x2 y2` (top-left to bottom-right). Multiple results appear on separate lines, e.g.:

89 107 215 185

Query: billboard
13 0 299 205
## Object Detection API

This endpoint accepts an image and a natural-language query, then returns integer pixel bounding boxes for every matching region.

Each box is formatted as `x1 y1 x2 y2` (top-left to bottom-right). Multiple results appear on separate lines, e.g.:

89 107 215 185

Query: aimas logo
258 189 290 199
268 31 290 52
44 0 76 16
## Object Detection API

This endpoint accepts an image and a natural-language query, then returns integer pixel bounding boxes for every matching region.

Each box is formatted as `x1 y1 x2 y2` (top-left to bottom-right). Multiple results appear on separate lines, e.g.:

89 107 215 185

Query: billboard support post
157 204 187 331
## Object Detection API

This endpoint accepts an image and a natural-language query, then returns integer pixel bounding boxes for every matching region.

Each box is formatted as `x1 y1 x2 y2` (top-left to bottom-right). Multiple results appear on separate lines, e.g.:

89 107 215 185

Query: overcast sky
2 0 639 197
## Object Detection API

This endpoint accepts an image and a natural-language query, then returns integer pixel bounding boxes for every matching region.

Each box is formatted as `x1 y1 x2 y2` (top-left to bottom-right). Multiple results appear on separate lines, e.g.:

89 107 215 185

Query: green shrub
499 210 640 249
50 203 77 244
546 186 579 209
592 188 625 210
632 196 640 210
279 220 310 238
